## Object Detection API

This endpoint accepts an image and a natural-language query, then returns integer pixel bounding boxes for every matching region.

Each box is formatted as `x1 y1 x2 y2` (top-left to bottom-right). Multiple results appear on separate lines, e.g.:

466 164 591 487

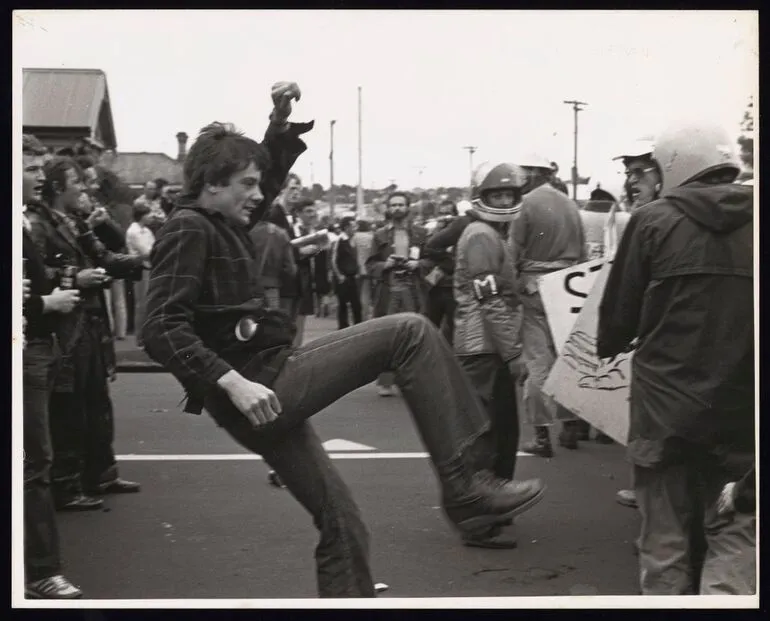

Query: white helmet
612 138 656 163
470 161 527 222
515 152 553 171
653 121 741 194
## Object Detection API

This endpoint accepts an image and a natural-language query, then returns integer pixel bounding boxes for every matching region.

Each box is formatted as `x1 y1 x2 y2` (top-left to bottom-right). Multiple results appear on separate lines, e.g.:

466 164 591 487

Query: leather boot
558 420 580 450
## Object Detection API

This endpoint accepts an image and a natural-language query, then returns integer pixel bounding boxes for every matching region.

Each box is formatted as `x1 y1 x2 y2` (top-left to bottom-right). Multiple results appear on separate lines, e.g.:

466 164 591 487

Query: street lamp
463 146 477 198
329 119 336 219
563 100 588 200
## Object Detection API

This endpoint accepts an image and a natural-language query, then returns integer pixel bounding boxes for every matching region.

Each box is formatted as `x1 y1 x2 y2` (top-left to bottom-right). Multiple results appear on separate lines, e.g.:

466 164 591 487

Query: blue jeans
204 313 492 597
24 337 62 581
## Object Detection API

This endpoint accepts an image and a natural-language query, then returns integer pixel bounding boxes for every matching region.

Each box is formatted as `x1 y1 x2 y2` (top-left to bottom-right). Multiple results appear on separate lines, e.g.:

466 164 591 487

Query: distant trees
737 95 754 172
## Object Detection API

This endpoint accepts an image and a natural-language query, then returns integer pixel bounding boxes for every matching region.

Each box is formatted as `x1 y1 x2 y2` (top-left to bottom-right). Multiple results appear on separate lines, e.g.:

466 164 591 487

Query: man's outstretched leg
208 313 545 539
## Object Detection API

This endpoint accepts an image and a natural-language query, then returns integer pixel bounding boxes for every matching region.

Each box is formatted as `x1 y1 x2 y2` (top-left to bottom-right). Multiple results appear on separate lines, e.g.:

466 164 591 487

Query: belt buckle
235 315 260 342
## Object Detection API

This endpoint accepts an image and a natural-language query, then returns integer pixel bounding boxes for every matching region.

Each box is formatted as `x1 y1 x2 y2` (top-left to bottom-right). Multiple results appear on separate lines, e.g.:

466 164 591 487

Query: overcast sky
14 10 757 189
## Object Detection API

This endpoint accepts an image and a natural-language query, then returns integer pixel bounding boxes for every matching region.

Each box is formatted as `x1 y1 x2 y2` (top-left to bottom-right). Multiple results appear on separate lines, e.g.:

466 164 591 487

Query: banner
543 264 631 446
538 258 605 354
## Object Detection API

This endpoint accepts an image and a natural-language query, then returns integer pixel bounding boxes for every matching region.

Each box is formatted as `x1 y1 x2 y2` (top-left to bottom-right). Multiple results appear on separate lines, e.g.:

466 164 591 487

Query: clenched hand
218 370 283 428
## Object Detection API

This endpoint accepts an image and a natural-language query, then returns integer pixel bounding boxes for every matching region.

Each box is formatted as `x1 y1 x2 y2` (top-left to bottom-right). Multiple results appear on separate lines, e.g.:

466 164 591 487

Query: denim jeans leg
219 419 374 598
23 339 61 581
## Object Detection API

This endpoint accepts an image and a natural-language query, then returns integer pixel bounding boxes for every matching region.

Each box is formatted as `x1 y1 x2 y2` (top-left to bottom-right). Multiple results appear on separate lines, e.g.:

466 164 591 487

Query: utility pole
329 119 336 220
563 100 588 201
356 86 364 218
416 166 426 220
310 161 315 186
463 146 477 198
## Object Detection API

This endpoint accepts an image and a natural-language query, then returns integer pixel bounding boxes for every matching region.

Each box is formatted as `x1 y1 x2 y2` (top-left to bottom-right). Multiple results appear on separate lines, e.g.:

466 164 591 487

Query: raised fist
271 82 302 120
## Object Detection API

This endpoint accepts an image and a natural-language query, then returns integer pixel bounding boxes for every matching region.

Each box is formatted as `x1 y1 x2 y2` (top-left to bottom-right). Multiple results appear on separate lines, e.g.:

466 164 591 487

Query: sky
14 9 758 189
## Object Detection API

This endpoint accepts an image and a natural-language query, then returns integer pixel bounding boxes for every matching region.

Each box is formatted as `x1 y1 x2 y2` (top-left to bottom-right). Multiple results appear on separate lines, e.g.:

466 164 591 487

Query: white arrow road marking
321 439 376 451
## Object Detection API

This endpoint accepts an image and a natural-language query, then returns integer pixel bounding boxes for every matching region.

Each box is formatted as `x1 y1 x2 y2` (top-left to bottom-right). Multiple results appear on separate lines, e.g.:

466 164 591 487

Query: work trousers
635 450 756 595
335 277 363 329
424 285 456 345
458 354 520 481
50 315 119 501
23 337 62 581
377 284 422 389
204 313 492 597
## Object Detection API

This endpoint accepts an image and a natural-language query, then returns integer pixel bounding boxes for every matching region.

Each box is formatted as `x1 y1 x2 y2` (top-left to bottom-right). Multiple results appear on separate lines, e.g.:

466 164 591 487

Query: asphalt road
56 358 643 600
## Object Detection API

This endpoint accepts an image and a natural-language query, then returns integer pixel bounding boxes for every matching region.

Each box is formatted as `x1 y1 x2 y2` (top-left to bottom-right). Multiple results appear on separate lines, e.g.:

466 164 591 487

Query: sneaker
558 426 579 450
25 575 83 599
616 489 638 509
55 494 103 512
446 473 546 533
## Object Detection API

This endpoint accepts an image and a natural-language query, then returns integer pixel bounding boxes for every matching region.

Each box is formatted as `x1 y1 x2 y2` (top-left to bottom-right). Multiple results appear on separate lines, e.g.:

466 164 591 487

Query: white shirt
126 222 156 268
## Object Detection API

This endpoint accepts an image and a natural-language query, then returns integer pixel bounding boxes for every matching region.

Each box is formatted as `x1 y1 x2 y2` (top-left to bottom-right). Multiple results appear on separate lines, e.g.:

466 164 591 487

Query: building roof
107 152 184 187
23 68 116 146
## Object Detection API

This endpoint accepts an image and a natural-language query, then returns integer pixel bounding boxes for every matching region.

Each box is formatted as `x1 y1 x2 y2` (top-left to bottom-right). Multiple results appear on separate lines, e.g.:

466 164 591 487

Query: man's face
83 167 100 196
22 154 46 204
211 162 264 227
438 204 455 218
60 167 87 213
145 181 158 199
624 157 661 209
285 177 302 207
300 206 318 226
387 196 409 221
484 188 516 209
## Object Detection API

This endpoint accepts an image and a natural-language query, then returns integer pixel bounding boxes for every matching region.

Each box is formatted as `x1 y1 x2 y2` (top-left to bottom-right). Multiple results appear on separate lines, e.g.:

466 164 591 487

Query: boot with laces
25 575 83 599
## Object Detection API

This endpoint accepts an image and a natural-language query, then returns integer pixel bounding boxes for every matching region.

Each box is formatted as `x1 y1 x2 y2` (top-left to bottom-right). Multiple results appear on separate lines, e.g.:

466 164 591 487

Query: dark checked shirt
142 120 313 402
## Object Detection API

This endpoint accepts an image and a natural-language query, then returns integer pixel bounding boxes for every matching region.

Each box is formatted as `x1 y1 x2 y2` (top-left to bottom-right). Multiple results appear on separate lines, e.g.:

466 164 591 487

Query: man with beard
512 154 587 457
453 163 531 549
366 192 429 397
597 120 755 594
21 135 83 598
27 156 144 511
422 199 460 344
141 82 545 598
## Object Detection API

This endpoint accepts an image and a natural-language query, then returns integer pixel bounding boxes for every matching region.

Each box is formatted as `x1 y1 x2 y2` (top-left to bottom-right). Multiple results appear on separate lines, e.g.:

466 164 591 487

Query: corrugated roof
107 153 184 187
23 68 107 129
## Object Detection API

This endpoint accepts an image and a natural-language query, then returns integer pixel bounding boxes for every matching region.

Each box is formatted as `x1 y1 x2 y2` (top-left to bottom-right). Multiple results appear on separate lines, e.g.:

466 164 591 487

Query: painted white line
116 452 533 461
321 439 376 451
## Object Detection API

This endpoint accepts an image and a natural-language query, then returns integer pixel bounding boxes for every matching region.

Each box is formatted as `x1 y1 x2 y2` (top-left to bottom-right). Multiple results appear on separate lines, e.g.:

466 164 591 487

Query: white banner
543 264 631 446
538 258 605 354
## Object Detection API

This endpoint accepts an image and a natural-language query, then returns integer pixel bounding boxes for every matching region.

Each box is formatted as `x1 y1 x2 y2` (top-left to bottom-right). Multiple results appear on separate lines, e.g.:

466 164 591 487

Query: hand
299 244 319 257
87 206 109 227
405 259 420 272
271 81 302 121
76 267 109 288
716 482 737 517
218 370 282 428
507 356 528 382
23 279 31 300
42 287 81 314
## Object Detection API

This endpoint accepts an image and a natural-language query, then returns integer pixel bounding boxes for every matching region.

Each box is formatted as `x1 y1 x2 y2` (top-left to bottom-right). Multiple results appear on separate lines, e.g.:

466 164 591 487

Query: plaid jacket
142 120 312 410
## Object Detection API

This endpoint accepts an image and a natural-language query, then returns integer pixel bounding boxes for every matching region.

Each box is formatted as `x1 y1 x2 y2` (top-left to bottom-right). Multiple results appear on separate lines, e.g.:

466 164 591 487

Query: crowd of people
21 79 755 600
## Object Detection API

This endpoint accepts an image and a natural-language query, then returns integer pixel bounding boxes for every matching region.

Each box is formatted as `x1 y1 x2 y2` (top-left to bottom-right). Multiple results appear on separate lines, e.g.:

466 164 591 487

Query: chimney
176 132 189 163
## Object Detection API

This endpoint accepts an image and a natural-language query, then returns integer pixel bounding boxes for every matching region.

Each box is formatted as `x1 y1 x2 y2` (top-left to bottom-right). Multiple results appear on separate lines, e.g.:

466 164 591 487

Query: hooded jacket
597 182 754 473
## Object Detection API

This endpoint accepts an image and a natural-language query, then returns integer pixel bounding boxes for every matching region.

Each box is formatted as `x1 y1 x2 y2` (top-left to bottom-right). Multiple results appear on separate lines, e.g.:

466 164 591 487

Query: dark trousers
24 337 62 582
335 277 362 329
458 354 520 481
50 315 118 501
203 313 492 597
425 285 456 345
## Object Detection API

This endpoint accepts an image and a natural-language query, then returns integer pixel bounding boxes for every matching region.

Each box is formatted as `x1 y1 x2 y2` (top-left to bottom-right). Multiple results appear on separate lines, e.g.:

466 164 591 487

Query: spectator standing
125 204 156 349
350 219 374 320
331 216 363 329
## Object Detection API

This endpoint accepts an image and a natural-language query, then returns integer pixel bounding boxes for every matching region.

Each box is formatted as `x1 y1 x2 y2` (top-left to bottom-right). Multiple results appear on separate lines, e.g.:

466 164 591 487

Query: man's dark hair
439 199 458 215
155 178 169 191
356 219 371 232
340 215 356 230
283 172 302 190
23 134 47 156
133 202 152 222
387 191 411 207
183 122 271 199
42 156 83 206
75 155 96 171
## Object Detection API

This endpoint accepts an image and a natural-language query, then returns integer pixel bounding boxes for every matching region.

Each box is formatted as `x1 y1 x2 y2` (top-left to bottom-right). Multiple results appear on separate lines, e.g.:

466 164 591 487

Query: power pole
416 166 426 220
563 100 588 201
463 146 477 198
329 119 336 219
356 86 364 218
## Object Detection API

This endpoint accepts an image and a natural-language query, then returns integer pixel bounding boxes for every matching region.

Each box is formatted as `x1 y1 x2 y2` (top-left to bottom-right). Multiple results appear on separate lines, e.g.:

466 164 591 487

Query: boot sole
455 486 546 532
